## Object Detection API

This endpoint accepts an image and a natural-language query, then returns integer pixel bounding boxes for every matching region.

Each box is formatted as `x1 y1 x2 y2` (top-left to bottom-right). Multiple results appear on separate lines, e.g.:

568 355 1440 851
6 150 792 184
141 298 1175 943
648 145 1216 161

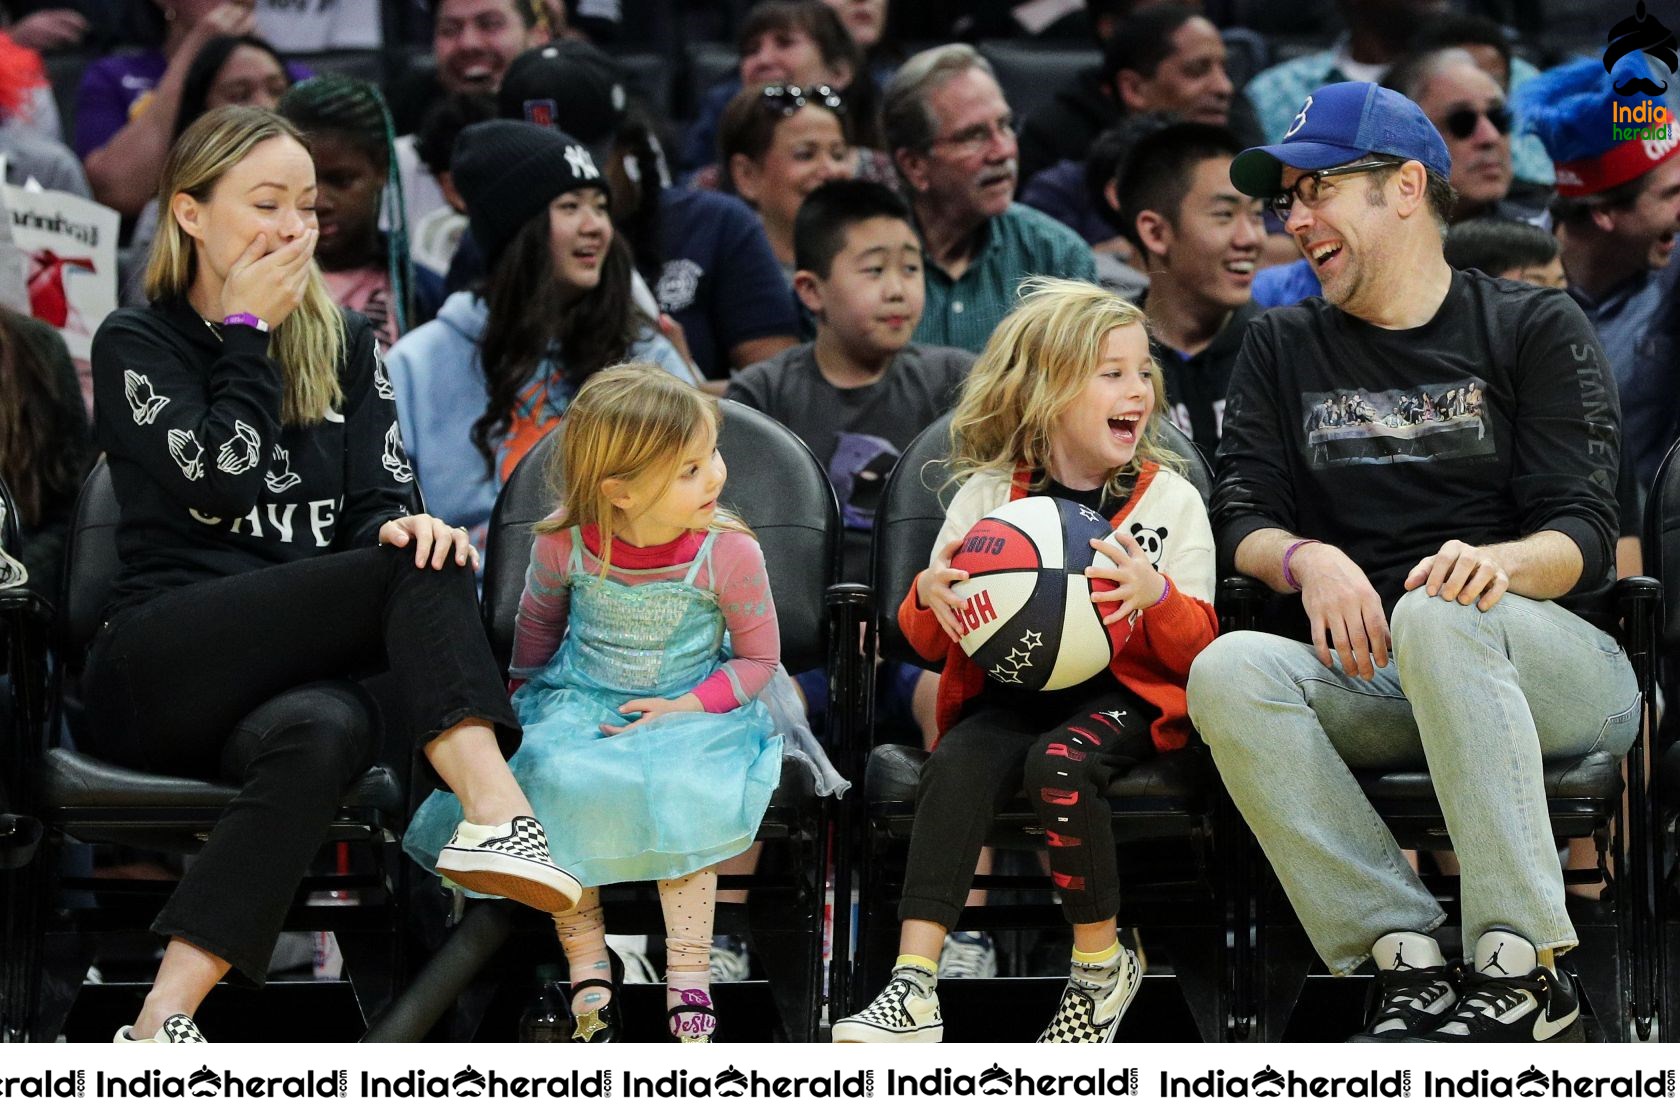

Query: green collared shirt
913 203 1098 353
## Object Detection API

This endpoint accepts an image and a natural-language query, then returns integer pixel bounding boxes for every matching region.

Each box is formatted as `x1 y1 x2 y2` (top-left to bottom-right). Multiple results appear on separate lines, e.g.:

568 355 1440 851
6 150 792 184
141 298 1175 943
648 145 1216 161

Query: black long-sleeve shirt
92 299 415 618
1213 269 1622 635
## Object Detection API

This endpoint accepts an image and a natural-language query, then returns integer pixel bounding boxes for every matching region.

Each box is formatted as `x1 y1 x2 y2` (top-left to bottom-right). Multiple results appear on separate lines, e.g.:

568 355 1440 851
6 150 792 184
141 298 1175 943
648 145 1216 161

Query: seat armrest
1217 574 1271 631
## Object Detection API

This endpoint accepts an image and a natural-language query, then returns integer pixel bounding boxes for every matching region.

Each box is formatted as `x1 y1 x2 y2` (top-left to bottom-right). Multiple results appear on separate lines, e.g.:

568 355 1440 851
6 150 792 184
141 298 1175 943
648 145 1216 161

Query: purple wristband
1148 574 1172 609
223 312 269 333
1282 538 1320 591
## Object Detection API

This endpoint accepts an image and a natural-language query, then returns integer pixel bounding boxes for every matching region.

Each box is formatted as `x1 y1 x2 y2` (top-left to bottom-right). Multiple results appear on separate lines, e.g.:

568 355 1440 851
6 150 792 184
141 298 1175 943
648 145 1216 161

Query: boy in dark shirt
728 180 973 582
1187 82 1630 1046
725 181 974 975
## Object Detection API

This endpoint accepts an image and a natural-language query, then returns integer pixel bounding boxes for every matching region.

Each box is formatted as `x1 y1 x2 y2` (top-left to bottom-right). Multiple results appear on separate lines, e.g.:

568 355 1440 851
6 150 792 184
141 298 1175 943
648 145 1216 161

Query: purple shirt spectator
74 50 308 157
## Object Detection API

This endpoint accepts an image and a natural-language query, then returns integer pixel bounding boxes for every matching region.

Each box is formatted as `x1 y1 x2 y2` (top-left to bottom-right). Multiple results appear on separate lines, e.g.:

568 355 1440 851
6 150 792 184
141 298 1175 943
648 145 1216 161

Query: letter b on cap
1286 96 1314 139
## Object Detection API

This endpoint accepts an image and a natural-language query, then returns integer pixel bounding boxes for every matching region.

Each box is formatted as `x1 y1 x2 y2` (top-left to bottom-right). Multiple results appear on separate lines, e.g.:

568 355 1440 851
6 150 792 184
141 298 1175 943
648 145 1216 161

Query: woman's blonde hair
945 276 1180 499
146 105 344 425
538 364 751 573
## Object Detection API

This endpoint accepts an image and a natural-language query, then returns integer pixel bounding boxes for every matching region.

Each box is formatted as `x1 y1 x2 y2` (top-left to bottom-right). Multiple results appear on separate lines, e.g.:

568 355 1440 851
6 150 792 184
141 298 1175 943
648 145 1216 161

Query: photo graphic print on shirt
1301 377 1490 469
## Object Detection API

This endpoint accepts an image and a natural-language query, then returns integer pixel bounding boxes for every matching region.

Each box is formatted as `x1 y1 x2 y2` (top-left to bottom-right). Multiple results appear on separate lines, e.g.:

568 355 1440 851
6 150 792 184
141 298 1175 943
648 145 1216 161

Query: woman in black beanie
383 120 694 554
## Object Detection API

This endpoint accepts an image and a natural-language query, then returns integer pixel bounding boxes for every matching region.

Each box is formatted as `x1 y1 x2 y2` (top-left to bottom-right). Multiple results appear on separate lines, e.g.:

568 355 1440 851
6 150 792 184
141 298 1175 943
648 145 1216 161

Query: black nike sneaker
1348 931 1458 1042
1414 928 1584 1043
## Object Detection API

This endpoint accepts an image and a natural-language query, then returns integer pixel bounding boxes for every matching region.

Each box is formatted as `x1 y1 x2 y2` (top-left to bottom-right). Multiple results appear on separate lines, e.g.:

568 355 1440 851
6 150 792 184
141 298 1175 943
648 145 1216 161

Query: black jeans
899 685 1156 929
83 545 519 985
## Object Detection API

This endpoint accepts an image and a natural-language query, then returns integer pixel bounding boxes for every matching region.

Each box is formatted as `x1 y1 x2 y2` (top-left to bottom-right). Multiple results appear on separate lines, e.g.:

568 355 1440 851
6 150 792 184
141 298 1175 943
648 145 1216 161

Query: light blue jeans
1187 588 1640 975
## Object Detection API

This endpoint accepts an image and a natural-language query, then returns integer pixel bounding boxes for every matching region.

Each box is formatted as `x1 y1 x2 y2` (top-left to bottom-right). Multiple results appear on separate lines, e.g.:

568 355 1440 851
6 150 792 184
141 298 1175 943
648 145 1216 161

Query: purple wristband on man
1282 538 1321 591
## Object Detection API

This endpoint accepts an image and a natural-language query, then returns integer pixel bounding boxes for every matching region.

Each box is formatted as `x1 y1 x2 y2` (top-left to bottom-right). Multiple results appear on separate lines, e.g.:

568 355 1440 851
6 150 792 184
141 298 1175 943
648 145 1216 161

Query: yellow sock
1072 941 1121 967
895 953 938 975
1537 947 1556 972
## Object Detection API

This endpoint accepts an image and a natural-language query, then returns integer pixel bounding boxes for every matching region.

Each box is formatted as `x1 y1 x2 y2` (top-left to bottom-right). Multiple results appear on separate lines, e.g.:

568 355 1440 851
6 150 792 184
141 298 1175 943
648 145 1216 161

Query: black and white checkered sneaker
113 1013 207 1043
436 816 583 914
831 967 942 1043
1038 946 1141 1043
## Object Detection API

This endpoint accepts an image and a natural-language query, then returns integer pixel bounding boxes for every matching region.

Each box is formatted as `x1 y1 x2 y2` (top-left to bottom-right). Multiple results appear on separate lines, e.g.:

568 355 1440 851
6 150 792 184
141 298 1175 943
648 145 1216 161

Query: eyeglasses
1441 103 1512 140
930 113 1018 157
759 84 845 116
1268 159 1402 223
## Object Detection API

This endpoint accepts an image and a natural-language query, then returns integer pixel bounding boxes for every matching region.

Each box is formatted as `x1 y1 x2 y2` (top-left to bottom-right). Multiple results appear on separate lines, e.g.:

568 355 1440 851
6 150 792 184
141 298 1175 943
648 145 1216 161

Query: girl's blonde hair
538 364 751 573
945 276 1180 499
146 105 344 426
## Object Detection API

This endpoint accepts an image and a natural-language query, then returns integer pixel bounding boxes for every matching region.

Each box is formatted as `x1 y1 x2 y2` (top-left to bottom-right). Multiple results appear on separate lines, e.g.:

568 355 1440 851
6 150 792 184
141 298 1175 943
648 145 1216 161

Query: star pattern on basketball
1005 646 1033 671
991 665 1024 684
1022 630 1043 651
1077 506 1102 522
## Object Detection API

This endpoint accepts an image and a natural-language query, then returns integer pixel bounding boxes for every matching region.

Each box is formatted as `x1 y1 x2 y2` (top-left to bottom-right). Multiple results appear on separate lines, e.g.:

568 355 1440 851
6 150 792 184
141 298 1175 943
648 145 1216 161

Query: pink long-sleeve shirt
510 522 780 713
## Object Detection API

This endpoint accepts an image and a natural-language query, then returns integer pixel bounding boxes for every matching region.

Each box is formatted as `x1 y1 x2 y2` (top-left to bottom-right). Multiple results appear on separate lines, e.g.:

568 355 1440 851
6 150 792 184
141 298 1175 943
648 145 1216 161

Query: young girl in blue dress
406 364 787 1043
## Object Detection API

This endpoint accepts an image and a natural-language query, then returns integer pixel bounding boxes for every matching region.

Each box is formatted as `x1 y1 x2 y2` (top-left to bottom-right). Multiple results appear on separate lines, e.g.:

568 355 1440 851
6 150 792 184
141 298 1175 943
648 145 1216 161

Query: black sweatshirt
91 299 416 618
1213 269 1621 634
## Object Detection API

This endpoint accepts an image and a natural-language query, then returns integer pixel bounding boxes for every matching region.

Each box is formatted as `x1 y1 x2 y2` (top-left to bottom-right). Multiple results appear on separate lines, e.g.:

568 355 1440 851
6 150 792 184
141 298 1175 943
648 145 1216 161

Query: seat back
871 413 1211 668
1220 28 1272 91
58 460 120 672
483 399 840 675
1647 436 1680 656
977 41 1102 125
685 41 739 122
609 49 676 120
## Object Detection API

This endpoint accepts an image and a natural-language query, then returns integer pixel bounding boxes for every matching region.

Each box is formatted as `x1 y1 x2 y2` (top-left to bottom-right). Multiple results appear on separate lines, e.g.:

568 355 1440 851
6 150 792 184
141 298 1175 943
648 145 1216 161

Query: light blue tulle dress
404 528 784 887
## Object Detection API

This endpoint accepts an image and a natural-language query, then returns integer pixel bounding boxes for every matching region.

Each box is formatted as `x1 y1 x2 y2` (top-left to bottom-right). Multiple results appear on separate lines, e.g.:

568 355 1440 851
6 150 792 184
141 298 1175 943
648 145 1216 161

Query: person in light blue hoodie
386 120 692 556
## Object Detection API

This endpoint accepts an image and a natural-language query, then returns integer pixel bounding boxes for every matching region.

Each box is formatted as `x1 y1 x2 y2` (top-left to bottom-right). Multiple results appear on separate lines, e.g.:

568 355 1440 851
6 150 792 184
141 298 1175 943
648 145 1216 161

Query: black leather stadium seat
368 398 844 1042
3 461 411 1041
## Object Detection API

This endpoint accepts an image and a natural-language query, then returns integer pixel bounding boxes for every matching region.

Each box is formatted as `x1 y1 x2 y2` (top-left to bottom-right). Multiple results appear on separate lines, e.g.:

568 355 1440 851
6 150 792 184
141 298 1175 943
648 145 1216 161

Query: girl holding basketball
833 277 1218 1045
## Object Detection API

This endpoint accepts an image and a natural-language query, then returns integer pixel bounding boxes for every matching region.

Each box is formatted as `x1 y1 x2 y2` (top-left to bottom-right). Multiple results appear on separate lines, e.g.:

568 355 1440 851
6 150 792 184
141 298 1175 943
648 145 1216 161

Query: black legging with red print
898 681 1158 928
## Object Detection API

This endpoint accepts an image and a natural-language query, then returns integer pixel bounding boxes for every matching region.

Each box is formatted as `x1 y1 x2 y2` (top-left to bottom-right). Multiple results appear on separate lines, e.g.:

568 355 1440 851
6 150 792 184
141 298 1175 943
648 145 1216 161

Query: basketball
950 495 1121 690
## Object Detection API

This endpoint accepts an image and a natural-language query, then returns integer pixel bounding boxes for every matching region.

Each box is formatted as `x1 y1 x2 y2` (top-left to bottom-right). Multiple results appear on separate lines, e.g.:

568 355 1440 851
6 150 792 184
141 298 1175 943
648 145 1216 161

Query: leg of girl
1023 694 1156 1043
662 868 720 1041
553 889 620 1042
832 702 1043 1042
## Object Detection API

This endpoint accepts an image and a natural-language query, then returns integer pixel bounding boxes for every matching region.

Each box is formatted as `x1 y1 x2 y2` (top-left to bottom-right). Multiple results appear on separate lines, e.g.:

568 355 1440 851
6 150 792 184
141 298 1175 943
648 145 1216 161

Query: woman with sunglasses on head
681 0 885 173
91 106 583 1042
714 83 869 277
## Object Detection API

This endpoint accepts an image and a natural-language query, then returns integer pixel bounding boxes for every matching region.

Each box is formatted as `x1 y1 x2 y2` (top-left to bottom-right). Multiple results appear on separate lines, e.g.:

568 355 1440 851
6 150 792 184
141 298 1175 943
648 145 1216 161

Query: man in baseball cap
1192 81 1629 1045
1521 54 1680 491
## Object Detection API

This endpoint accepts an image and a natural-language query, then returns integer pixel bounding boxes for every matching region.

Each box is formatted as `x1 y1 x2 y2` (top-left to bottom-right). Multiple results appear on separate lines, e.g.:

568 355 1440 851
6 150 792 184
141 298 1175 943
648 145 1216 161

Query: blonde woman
405 365 786 1044
88 106 581 1044
832 278 1218 1045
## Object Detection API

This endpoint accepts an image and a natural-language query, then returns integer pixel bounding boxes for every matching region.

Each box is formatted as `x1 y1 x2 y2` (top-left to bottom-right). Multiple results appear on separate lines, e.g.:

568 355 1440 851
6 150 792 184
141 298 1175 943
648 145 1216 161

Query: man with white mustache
1189 82 1631 1045
883 45 1095 353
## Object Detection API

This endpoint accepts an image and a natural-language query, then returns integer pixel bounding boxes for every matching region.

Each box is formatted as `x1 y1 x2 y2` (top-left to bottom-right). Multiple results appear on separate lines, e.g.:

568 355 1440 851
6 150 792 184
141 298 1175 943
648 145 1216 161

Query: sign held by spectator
1 179 119 360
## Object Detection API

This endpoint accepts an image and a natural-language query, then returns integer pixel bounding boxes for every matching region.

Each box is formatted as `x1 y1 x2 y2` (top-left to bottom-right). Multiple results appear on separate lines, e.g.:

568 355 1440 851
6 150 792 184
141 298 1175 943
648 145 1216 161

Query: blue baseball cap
1229 81 1452 197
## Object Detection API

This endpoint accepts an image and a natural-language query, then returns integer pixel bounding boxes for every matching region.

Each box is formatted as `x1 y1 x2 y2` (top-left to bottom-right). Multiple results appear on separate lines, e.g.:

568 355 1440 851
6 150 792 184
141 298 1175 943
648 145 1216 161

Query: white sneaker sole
436 848 583 913
831 1020 943 1043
